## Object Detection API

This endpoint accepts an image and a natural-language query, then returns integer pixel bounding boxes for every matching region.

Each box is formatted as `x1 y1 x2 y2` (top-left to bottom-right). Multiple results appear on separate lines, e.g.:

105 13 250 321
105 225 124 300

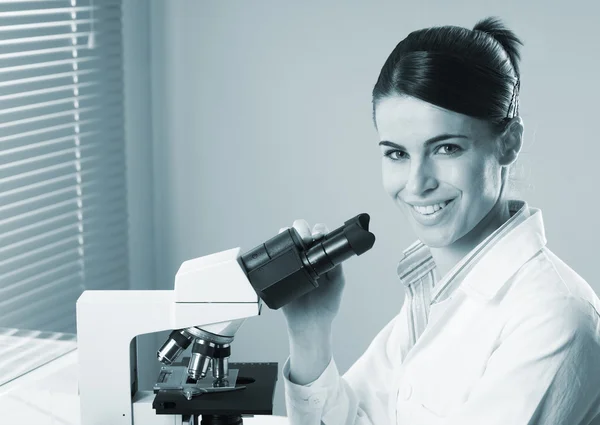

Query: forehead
375 96 489 144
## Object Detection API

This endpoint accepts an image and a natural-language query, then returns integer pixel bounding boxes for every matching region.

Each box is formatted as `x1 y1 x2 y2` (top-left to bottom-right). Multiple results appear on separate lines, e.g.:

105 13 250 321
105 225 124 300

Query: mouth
409 199 455 218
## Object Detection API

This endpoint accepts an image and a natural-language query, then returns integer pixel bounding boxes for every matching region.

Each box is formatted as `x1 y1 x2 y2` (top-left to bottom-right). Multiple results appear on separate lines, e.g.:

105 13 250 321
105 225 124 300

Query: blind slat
0 87 120 114
0 56 94 73
1 67 122 91
82 261 128 289
0 67 122 95
0 144 124 193
0 193 126 241
0 81 94 101
29 314 76 334
0 49 122 76
0 112 122 143
0 0 128 334
0 18 98 32
0 5 114 18
0 237 81 278
0 249 126 302
0 180 126 227
0 55 121 75
1 195 126 246
0 68 95 88
0 30 94 46
2 284 83 324
0 247 81 287
0 152 125 197
0 97 123 127
0 226 130 297
0 219 127 281
3 268 128 333
1 285 83 332
0 260 80 301
0 139 124 180
0 128 120 155
0 105 100 129
0 93 96 115
0 39 123 61
1 206 127 254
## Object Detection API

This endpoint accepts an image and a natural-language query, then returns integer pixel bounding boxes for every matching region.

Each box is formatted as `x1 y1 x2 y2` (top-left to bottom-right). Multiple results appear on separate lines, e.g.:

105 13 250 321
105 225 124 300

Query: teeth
413 200 450 215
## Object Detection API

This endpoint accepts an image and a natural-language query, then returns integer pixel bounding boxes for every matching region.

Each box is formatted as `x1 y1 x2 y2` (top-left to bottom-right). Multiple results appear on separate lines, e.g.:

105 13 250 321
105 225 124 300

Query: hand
279 219 346 337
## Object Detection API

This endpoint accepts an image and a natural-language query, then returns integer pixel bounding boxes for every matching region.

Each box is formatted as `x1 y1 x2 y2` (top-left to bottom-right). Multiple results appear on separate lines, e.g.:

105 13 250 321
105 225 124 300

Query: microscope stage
153 366 241 393
152 361 278 416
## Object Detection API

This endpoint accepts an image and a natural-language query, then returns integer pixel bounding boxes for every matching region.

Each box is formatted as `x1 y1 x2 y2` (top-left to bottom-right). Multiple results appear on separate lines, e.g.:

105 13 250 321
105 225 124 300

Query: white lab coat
282 203 600 424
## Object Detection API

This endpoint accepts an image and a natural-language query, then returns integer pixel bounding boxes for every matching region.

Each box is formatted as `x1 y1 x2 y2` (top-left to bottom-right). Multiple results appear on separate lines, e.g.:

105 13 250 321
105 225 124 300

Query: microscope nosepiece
157 330 193 365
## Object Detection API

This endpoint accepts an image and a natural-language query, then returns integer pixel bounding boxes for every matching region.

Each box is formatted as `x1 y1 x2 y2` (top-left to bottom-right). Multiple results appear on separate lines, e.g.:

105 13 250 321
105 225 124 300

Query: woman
279 17 600 425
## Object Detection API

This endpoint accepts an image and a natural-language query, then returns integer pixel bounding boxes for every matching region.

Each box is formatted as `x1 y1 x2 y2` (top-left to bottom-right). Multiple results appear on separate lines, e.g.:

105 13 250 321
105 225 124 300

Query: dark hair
372 17 524 133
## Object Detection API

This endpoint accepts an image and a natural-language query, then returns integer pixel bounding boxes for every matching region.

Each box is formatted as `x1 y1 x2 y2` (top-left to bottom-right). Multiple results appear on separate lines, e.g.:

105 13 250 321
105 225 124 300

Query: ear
498 116 524 166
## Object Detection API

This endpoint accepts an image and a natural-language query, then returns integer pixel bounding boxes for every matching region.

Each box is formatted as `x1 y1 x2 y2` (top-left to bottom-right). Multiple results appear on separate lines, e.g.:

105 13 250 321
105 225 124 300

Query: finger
292 219 313 245
312 223 329 239
325 264 343 281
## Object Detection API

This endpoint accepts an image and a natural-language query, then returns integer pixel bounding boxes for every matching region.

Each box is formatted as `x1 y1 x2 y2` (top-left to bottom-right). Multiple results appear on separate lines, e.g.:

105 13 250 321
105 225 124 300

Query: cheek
476 158 503 195
381 160 407 195
452 157 500 198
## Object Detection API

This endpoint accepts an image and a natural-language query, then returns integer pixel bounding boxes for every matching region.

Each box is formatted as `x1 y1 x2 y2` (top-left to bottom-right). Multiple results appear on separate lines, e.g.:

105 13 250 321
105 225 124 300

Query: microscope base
153 362 278 420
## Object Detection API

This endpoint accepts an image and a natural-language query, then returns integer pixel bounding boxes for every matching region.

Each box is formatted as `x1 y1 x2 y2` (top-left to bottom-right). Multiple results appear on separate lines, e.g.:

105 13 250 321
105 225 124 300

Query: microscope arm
76 247 260 425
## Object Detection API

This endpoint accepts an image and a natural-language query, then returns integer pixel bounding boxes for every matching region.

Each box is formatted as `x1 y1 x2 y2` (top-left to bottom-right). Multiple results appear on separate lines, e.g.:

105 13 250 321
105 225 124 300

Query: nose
404 158 437 195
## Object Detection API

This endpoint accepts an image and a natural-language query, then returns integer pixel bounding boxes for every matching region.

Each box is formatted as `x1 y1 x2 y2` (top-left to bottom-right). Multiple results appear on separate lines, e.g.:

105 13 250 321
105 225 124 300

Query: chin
417 234 454 248
412 226 457 248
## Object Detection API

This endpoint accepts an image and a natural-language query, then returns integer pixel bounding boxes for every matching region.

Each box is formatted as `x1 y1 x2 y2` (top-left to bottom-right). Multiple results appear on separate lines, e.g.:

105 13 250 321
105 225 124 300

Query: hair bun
473 16 523 76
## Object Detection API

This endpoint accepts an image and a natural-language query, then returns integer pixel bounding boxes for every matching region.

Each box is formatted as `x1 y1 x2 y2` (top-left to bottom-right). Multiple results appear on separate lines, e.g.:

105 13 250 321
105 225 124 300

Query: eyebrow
378 133 469 150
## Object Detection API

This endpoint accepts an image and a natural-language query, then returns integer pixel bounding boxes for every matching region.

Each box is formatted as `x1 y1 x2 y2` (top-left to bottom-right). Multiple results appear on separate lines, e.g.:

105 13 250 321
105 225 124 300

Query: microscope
76 213 375 425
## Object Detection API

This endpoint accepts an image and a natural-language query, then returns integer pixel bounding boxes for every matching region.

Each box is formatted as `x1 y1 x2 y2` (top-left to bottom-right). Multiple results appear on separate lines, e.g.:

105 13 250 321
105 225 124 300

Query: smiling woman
280 16 600 425
375 95 520 277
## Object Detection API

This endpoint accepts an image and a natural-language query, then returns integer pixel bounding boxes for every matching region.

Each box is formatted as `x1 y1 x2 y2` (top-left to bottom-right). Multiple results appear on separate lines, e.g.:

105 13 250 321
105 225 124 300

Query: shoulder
501 293 600 350
502 245 600 333
505 246 600 315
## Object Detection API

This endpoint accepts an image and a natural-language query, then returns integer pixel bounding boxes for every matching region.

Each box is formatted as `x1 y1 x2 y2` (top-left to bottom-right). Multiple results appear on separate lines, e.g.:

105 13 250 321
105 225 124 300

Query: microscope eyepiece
305 213 375 275
240 213 376 310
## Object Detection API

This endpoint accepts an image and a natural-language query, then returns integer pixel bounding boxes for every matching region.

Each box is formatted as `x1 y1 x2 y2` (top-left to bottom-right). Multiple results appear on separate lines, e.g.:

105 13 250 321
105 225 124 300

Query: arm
444 296 600 425
283 302 409 425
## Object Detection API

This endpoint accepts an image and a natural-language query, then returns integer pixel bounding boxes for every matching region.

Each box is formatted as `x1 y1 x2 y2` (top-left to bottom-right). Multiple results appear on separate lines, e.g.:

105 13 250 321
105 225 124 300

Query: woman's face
376 95 504 248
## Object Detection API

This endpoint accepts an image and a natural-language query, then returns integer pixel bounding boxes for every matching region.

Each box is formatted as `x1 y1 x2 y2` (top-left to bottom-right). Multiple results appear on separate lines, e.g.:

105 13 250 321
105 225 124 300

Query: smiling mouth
411 199 453 216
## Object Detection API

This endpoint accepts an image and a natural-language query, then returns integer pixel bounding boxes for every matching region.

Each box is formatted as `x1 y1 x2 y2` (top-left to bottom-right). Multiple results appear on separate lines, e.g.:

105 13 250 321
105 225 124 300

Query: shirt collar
397 200 547 302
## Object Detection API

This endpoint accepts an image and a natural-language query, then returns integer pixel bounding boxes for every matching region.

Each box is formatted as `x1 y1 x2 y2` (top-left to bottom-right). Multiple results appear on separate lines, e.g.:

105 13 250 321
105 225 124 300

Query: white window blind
0 0 129 334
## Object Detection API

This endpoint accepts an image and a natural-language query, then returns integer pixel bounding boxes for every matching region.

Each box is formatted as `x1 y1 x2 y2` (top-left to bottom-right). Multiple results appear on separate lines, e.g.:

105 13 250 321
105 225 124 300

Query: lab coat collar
397 200 548 302
460 204 547 301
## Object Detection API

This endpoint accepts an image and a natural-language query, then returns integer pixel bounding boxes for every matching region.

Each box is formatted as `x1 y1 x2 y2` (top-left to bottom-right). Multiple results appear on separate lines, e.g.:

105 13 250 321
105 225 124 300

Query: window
0 0 129 334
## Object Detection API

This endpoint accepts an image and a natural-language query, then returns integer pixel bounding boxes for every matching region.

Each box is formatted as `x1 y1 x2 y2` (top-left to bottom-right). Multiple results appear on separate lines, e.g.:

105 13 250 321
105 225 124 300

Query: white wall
140 0 600 416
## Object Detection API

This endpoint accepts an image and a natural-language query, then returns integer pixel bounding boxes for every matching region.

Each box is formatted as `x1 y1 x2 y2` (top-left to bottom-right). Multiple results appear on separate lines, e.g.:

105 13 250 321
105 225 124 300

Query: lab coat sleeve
283 303 407 425
445 295 600 425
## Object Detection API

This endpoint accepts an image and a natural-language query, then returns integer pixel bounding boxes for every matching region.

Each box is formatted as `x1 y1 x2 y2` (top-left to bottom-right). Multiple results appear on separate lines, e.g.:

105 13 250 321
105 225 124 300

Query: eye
383 150 408 161
436 144 462 155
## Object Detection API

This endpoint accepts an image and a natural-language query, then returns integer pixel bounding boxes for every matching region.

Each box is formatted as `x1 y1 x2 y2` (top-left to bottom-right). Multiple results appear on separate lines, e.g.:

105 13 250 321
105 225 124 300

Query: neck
430 199 511 280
